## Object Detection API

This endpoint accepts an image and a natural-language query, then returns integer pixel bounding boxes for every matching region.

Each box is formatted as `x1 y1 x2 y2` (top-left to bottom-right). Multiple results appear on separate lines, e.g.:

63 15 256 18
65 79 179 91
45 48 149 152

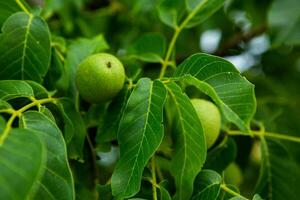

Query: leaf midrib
21 14 33 80
166 85 188 200
122 81 154 196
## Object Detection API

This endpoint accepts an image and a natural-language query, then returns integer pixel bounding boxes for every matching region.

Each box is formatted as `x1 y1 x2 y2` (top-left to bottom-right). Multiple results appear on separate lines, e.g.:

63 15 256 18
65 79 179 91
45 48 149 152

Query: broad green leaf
58 98 86 161
192 170 222 200
0 129 46 200
185 0 226 28
20 111 75 200
204 138 237 173
255 138 300 200
164 81 206 200
268 0 300 46
0 12 51 82
64 34 109 98
127 33 167 63
0 0 30 27
111 78 167 198
0 80 34 100
157 0 185 28
174 53 256 132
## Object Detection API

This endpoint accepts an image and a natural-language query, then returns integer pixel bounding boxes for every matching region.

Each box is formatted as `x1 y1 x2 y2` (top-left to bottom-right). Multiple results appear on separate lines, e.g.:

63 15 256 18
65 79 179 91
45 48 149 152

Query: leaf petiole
0 97 57 145
226 130 300 143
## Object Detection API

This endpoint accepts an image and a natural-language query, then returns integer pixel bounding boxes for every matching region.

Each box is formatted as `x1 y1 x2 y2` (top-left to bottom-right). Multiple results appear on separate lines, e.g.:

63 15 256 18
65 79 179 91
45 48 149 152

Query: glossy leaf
127 33 167 63
164 81 206 200
111 78 167 198
255 138 300 200
192 170 222 200
0 12 51 82
174 53 256 132
20 111 75 200
0 129 46 200
0 80 34 100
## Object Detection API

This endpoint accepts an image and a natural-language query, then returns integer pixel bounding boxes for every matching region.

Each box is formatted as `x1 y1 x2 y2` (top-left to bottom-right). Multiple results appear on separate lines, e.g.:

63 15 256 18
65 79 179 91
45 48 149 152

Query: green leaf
58 98 86 161
0 12 51 82
0 129 46 200
0 80 34 100
111 78 167 198
127 33 166 63
164 81 206 200
268 0 300 46
157 0 185 29
192 170 222 200
255 138 300 200
0 0 30 27
20 111 75 200
174 53 256 132
185 0 226 28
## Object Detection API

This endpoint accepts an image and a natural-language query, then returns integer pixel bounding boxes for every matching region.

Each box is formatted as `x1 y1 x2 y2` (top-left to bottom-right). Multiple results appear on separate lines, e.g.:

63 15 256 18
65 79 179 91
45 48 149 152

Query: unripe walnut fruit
75 53 125 103
191 99 221 149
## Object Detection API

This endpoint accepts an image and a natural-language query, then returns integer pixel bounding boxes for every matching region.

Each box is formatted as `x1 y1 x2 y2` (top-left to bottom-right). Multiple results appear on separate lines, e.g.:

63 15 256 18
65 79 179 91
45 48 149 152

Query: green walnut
224 163 243 186
75 53 125 103
191 99 221 149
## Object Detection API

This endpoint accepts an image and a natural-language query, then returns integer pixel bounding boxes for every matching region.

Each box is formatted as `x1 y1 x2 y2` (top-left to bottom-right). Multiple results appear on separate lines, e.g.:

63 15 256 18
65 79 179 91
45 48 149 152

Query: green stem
159 28 180 79
151 156 158 200
264 131 300 143
159 0 209 79
0 97 56 145
226 130 300 143
16 0 30 14
221 184 248 199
